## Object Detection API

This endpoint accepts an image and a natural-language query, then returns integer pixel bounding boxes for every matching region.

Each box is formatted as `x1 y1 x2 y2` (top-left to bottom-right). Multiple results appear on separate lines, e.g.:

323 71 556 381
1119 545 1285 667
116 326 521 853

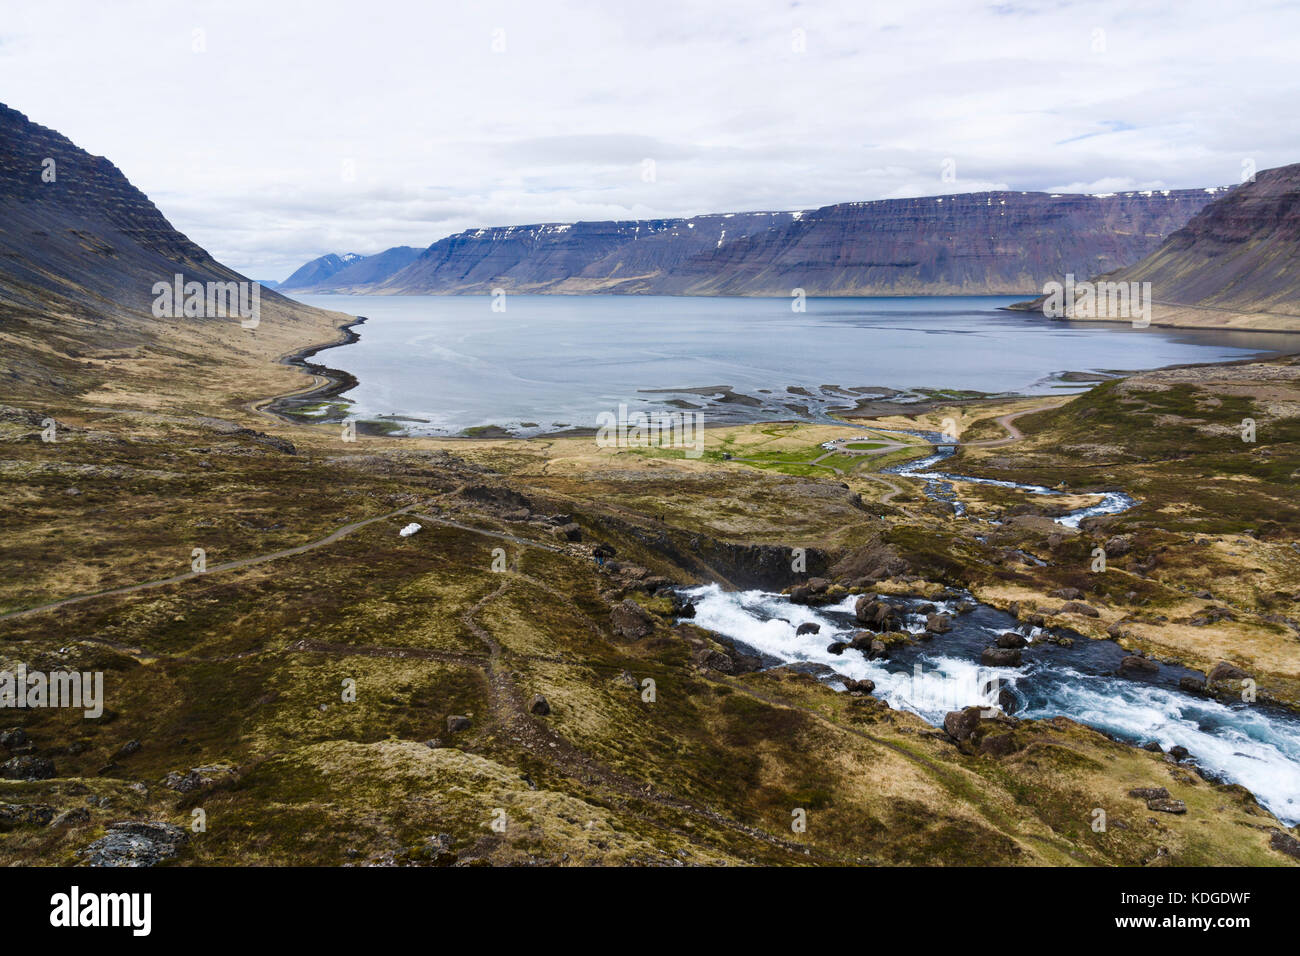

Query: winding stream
878 430 1138 526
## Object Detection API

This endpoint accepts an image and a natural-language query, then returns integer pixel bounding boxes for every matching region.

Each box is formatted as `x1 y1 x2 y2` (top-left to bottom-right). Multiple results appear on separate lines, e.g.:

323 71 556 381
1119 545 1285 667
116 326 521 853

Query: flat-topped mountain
283 188 1225 297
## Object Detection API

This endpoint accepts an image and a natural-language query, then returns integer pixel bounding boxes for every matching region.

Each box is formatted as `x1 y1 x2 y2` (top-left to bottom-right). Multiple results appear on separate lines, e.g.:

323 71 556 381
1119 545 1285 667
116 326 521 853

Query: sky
3 0 1299 280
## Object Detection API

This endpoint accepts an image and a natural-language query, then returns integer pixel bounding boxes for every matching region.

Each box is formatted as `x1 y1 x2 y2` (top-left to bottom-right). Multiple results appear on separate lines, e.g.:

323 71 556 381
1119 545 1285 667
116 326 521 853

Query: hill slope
0 102 346 411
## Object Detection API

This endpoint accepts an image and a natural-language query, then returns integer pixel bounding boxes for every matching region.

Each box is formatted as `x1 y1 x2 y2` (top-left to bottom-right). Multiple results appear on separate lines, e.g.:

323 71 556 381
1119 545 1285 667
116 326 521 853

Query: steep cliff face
376 213 795 294
1103 164 1300 316
288 188 1223 296
671 189 1226 296
0 102 342 405
0 103 249 318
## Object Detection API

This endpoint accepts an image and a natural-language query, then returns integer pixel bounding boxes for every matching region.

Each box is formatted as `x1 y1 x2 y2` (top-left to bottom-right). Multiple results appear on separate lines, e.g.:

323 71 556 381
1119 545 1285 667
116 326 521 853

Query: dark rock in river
996 632 1027 649
925 612 952 634
1207 661 1252 684
980 647 1023 667
795 622 821 636
1119 655 1160 678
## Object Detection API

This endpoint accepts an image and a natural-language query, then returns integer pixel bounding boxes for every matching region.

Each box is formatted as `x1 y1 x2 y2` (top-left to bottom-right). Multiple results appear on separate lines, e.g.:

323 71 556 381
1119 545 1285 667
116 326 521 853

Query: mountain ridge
282 187 1228 298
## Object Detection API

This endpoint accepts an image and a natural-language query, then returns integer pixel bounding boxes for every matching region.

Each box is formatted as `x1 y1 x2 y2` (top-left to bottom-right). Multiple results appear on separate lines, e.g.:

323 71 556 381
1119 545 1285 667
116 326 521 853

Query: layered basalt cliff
286 188 1224 297
0 103 254 318
1101 164 1300 316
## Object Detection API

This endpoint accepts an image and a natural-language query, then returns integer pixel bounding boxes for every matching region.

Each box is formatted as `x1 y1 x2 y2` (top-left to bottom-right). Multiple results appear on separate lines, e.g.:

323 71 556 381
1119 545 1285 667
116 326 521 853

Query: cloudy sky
3 0 1298 279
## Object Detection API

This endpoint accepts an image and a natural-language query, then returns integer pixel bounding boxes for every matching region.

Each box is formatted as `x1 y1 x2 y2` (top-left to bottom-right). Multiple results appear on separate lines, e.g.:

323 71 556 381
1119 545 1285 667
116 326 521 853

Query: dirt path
0 504 420 622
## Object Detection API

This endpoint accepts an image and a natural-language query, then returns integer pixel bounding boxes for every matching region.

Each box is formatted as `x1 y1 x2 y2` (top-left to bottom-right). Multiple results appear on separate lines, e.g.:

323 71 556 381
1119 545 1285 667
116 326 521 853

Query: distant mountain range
281 188 1230 297
279 247 422 293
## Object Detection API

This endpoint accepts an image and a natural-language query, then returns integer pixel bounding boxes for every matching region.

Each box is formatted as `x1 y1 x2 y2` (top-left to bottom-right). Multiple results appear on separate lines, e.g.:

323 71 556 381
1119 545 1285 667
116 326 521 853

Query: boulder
826 642 847 655
0 803 55 830
162 764 237 793
1049 587 1084 600
0 728 29 750
0 755 54 780
854 596 898 629
997 687 1019 715
49 807 90 828
610 599 655 640
1168 745 1190 762
1128 787 1170 800
1057 601 1100 618
1104 535 1133 557
925 612 952 634
1207 661 1252 684
842 678 875 695
1147 798 1187 814
77 821 188 867
1119 655 1159 678
529 695 551 716
943 706 983 742
980 647 1022 667
996 632 1027 649
1178 676 1207 695
446 715 472 734
795 622 821 636
1270 829 1300 859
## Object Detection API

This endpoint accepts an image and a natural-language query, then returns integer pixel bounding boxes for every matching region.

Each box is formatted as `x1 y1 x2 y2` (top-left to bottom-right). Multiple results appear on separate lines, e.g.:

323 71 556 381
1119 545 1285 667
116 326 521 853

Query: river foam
683 583 1300 825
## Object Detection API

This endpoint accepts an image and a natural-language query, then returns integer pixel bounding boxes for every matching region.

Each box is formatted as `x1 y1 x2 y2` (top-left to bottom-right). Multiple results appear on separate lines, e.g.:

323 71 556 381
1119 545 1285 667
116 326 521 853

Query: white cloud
2 0 1296 280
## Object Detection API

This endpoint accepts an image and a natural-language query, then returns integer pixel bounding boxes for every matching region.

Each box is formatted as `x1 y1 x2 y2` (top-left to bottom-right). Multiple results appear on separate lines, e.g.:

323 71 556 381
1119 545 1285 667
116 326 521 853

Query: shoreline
254 301 1300 442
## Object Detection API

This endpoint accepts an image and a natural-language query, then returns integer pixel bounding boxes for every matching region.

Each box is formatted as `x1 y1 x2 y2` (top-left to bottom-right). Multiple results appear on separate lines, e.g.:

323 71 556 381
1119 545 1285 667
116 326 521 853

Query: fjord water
296 294 1300 436
683 585 1300 826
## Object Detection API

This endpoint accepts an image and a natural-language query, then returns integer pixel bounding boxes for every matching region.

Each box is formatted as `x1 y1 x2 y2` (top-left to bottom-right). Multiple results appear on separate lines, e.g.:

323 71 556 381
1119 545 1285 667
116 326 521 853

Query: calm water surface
294 294 1300 436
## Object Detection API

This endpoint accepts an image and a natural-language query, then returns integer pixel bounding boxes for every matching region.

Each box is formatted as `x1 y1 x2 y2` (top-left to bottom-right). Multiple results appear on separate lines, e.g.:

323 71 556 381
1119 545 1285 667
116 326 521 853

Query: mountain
0 102 345 407
1009 164 1300 330
279 252 364 291
1098 164 1300 327
286 189 1225 296
279 246 421 293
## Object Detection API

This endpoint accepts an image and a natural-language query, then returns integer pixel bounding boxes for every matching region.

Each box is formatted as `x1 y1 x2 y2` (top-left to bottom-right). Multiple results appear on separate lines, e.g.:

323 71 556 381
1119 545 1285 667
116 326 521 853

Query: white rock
399 522 422 538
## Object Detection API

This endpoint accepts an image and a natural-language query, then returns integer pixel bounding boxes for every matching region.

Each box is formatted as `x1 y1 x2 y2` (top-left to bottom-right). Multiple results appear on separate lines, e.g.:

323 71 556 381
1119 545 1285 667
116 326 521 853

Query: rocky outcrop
78 821 188 867
610 600 655 640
